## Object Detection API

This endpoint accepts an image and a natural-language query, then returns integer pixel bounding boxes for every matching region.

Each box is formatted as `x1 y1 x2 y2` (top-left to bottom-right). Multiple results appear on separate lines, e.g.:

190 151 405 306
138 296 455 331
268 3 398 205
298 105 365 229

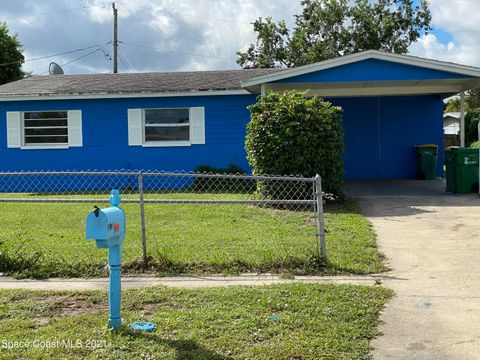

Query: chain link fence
0 170 325 278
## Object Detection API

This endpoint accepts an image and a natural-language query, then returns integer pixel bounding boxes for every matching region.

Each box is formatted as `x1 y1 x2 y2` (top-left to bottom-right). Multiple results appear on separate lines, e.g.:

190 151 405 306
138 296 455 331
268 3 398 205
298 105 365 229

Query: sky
1 0 479 75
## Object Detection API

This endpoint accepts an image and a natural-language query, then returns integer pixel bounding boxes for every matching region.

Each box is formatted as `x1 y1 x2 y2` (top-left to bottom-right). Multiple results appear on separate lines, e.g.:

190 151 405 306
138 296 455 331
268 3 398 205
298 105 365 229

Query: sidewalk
0 274 383 291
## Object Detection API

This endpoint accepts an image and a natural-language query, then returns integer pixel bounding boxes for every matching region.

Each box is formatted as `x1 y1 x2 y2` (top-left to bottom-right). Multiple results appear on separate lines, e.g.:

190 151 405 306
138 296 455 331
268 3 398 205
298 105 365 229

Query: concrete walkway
354 189 480 360
0 274 382 291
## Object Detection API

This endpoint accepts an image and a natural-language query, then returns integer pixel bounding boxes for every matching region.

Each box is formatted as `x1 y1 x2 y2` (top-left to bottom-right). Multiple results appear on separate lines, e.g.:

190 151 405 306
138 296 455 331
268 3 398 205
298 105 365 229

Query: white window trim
141 107 192 147
20 145 69 150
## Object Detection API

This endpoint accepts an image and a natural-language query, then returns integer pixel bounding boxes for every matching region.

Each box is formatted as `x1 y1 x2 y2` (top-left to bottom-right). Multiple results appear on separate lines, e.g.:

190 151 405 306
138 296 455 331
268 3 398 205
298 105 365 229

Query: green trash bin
415 144 438 180
454 148 479 193
444 147 459 192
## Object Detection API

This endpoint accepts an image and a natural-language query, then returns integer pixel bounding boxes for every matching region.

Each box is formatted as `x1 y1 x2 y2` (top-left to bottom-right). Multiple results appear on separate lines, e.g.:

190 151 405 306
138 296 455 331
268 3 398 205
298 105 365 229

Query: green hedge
246 91 344 198
191 164 255 193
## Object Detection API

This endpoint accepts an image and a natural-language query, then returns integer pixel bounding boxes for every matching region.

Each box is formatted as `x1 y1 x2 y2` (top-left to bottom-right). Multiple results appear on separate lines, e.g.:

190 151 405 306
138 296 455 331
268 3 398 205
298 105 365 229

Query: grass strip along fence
0 171 386 278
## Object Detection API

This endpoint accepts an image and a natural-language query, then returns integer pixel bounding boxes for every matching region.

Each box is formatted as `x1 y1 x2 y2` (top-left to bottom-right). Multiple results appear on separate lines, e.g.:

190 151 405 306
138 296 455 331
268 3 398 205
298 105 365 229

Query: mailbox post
86 190 125 331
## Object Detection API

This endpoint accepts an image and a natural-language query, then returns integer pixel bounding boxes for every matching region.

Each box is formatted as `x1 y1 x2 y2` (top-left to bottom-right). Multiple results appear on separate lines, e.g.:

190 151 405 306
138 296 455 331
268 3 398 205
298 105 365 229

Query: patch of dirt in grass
138 303 156 316
303 216 316 227
35 295 107 324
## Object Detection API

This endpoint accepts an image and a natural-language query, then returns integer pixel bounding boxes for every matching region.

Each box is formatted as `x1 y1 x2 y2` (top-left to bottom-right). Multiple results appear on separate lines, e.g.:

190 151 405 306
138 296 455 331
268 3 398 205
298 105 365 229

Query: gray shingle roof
0 69 281 97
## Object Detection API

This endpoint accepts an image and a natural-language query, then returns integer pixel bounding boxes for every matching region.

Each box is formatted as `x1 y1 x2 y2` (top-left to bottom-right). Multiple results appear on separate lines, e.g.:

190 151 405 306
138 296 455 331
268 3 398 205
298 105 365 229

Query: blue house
0 50 479 180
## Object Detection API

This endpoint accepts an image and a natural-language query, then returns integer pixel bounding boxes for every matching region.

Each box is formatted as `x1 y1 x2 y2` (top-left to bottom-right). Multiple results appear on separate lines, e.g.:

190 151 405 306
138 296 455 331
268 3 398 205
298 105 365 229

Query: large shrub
246 90 344 198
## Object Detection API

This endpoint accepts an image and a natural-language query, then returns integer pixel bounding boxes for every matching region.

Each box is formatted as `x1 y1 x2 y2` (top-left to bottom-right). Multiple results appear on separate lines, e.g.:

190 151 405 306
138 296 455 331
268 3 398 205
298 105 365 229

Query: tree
237 0 431 68
465 109 480 146
444 89 480 113
467 89 480 109
0 23 26 85
444 97 466 113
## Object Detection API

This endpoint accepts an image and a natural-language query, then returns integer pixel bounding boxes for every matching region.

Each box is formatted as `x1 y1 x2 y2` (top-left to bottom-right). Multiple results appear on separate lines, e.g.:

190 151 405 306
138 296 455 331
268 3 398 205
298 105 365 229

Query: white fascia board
240 50 480 88
0 89 251 102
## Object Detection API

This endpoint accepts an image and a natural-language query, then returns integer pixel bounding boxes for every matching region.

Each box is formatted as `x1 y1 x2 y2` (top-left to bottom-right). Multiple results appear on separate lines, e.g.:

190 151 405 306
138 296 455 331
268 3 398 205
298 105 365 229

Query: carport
242 51 480 180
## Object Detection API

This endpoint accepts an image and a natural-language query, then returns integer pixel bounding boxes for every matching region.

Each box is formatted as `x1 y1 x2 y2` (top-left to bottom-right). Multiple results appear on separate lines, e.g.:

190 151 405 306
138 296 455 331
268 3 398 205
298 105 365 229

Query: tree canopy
444 90 480 113
0 22 26 85
237 0 431 68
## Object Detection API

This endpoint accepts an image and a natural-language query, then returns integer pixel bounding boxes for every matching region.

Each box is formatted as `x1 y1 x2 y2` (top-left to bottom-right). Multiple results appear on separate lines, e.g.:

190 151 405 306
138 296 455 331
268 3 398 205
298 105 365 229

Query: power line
0 5 93 22
430 29 480 34
118 46 136 72
110 0 250 26
0 45 111 68
3 3 479 35
38 47 112 75
61 49 103 67
119 41 230 60
117 54 131 73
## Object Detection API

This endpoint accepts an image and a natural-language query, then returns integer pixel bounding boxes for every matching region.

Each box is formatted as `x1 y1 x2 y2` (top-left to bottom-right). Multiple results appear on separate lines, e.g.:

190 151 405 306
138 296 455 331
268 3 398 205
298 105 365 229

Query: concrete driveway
347 180 480 360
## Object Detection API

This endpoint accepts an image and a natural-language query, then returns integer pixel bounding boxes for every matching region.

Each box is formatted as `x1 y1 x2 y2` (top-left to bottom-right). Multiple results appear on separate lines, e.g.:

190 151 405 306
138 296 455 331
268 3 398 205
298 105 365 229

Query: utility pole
113 2 118 73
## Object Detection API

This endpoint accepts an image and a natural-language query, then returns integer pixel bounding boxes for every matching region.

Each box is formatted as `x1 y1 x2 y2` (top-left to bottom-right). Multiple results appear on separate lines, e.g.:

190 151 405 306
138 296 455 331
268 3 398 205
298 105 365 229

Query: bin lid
414 144 438 148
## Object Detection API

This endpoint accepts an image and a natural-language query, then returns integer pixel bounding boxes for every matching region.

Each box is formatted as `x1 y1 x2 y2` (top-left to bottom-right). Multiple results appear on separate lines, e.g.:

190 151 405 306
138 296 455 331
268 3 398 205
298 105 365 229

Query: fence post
315 174 327 261
138 172 148 265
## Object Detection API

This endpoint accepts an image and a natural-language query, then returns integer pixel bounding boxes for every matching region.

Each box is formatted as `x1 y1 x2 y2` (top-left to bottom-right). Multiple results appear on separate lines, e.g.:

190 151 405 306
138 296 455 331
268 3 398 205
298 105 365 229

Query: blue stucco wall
0 95 256 172
330 95 444 180
0 93 444 185
274 59 472 83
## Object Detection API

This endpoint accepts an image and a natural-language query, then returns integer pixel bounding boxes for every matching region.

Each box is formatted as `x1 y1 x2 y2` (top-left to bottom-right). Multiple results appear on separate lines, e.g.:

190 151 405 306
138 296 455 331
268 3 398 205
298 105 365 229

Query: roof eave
0 89 252 102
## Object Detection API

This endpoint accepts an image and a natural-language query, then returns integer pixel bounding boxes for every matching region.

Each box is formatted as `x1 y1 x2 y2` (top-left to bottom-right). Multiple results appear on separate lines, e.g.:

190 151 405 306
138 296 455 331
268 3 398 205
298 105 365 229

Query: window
6 110 83 149
144 108 189 143
127 107 205 147
23 111 68 146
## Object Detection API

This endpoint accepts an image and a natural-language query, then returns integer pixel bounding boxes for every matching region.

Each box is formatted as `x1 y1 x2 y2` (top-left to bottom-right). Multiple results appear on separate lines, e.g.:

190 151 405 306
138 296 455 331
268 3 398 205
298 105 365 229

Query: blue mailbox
86 205 125 248
86 189 125 331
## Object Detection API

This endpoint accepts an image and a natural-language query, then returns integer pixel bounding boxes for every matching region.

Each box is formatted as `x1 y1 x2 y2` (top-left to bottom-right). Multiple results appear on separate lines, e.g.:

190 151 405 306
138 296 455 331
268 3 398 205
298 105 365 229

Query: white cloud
409 34 461 62
4 0 479 75
0 0 301 74
409 0 480 67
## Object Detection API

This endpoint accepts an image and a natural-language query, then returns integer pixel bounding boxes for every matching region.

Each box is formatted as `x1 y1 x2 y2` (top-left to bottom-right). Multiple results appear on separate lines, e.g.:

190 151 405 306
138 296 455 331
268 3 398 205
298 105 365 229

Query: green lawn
0 283 392 359
0 194 386 278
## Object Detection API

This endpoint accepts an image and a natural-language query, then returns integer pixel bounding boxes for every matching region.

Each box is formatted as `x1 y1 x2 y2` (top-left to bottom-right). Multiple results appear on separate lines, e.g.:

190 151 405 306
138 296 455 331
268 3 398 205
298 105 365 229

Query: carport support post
315 174 327 261
478 121 480 195
460 91 466 147
138 172 148 264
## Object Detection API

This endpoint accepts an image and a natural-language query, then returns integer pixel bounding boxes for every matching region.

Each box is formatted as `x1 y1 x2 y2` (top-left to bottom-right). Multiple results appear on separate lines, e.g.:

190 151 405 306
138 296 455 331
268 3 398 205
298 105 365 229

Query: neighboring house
443 112 461 147
0 50 480 181
443 112 461 135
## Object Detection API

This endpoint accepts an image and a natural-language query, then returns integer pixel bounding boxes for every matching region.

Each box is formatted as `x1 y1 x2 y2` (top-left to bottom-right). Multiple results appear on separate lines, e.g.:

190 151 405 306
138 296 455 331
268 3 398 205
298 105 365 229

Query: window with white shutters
128 107 205 147
6 110 83 149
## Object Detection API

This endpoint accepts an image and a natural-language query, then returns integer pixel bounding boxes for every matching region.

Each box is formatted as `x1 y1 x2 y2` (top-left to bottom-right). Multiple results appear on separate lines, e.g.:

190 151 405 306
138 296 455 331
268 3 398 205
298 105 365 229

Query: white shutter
6 112 21 148
190 107 205 144
67 110 83 147
128 109 143 146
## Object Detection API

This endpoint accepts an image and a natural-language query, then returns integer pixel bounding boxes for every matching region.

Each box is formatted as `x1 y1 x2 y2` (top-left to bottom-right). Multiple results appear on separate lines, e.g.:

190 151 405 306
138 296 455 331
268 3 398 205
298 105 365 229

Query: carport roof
241 50 480 98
